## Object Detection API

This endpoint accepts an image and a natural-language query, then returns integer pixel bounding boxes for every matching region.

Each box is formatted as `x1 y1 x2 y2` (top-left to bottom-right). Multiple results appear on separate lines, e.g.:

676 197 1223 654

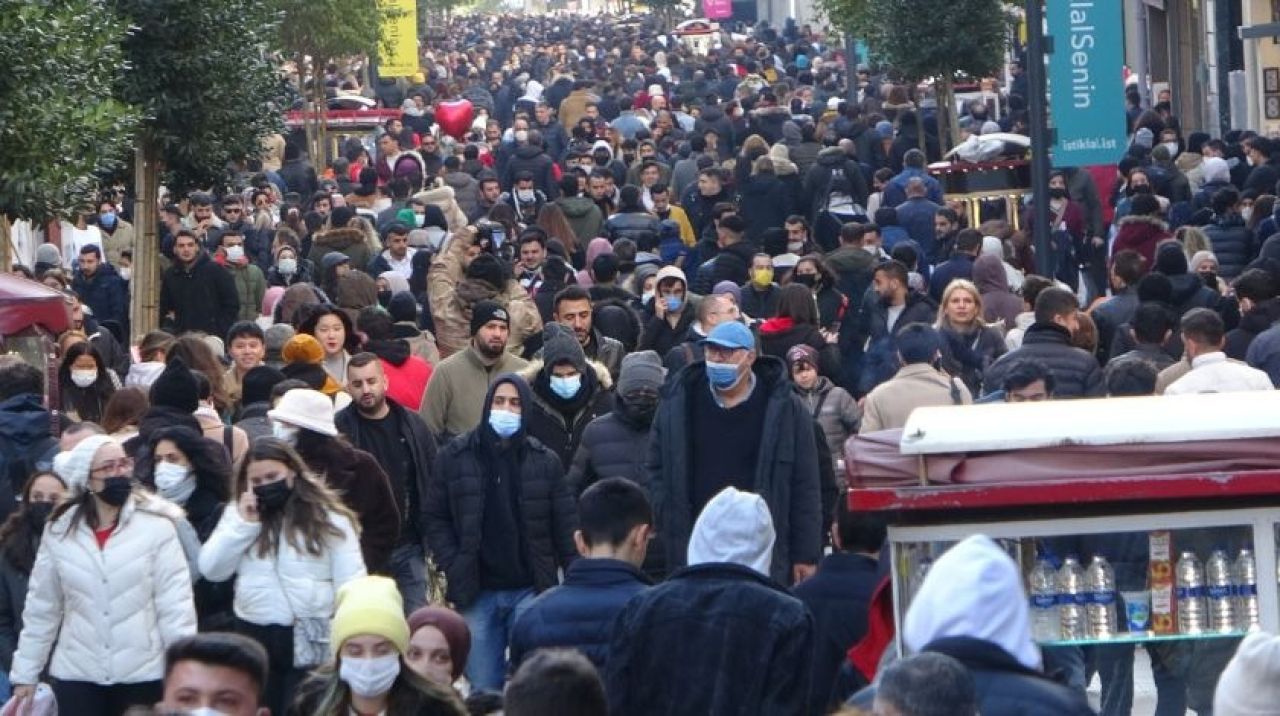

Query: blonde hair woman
935 279 1007 396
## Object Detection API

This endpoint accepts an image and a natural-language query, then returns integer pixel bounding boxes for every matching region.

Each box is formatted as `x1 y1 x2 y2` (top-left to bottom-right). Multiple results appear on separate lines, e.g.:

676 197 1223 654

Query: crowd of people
6 9 1280 716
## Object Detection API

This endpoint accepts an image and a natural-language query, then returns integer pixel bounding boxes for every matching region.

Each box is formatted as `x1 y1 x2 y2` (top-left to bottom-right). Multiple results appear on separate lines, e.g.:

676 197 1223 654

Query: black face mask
95 477 132 507
1049 188 1069 200
1130 184 1152 195
254 480 293 513
24 502 54 532
622 392 659 423
377 290 393 307
1202 272 1220 290
792 273 817 288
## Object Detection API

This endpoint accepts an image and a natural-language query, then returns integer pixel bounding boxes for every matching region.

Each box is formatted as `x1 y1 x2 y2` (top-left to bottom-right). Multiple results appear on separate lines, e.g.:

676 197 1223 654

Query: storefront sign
378 0 419 78
1047 0 1127 167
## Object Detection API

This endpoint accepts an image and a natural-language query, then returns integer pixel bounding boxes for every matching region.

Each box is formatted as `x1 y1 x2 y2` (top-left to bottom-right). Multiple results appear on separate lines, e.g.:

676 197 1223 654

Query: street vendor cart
845 391 1280 663
0 273 71 435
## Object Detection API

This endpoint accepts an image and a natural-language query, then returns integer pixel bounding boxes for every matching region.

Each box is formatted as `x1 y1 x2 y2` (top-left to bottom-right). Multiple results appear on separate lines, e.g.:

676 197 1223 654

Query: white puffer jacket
198 501 365 626
10 494 197 686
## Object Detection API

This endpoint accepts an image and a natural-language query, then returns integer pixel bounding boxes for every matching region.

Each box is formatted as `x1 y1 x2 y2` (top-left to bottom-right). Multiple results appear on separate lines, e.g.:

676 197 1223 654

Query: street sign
1046 0 1128 167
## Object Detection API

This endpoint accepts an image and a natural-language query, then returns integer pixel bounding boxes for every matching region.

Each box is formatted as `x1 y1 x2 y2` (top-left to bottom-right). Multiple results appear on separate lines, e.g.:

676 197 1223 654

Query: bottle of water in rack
908 556 932 606
1176 550 1207 635
1206 549 1236 633
1029 556 1061 642
1235 548 1260 632
1085 555 1118 638
1057 555 1087 640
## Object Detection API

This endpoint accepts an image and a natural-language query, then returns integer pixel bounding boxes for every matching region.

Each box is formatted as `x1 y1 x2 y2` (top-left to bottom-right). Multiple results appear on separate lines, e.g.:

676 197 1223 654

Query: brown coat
427 228 542 358
559 89 599 130
859 363 972 433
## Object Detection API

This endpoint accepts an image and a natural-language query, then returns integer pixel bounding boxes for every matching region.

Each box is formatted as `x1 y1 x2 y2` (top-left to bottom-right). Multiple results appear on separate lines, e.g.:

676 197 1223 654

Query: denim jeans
461 587 536 691
1092 643 1136 716
390 542 427 614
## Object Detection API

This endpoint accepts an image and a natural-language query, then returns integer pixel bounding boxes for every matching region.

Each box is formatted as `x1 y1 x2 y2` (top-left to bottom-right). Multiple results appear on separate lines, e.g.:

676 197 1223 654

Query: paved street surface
1086 648 1170 716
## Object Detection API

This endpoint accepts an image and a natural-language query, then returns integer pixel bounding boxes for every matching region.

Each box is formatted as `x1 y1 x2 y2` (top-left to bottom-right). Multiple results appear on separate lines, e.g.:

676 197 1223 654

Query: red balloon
435 99 474 140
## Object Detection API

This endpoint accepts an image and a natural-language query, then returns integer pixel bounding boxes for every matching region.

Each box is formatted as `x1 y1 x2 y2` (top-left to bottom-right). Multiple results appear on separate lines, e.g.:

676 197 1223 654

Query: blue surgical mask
705 360 742 390
550 374 582 399
99 211 117 230
488 408 521 438
664 296 682 312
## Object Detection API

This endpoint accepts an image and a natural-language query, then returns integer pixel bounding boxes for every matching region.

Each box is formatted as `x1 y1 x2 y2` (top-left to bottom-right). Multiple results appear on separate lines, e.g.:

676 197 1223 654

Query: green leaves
0 0 140 223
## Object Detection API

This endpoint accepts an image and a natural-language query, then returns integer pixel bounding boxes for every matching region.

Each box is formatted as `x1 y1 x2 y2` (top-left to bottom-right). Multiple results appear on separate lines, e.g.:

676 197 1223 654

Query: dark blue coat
71 263 129 328
928 254 975 302
0 394 56 520
1203 214 1254 279
894 197 942 263
607 562 814 716
923 637 1095 716
509 558 650 672
793 553 882 714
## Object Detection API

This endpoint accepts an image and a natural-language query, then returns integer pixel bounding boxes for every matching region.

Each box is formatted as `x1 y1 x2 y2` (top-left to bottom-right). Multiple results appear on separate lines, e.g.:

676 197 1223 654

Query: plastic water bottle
1085 555 1118 638
908 557 932 606
1176 551 1207 635
1057 555 1087 640
1206 549 1236 633
1235 549 1260 632
1029 556 1061 642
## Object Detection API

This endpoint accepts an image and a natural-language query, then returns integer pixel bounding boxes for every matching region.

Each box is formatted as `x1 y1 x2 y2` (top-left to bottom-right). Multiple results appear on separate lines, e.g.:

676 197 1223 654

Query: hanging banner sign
1047 0 1127 167
703 0 732 20
378 0 419 78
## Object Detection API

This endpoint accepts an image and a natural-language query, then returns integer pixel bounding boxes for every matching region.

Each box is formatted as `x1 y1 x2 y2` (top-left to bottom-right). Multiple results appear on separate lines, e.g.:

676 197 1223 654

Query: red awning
0 274 70 336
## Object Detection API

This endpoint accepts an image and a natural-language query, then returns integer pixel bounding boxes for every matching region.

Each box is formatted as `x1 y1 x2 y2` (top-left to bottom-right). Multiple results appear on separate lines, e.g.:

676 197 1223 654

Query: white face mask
272 422 299 445
70 369 97 388
277 257 297 275
118 267 132 281
182 709 231 716
154 461 196 503
225 246 245 262
1161 141 1179 157
414 213 427 227
339 653 401 698
516 188 535 202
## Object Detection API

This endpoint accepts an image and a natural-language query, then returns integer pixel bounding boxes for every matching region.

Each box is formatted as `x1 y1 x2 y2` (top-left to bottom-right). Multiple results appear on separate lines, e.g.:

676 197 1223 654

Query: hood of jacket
904 535 1040 670
514 143 546 161
557 195 598 219
478 372 535 442
816 146 848 168
758 316 799 336
414 182 458 207
699 106 726 124
1168 273 1209 306
314 226 366 250
365 337 412 366
0 394 51 449
1117 213 1169 234
1175 152 1203 174
443 171 476 191
686 486 776 576
972 253 1010 293
827 245 876 273
517 357 614 393
1240 296 1280 334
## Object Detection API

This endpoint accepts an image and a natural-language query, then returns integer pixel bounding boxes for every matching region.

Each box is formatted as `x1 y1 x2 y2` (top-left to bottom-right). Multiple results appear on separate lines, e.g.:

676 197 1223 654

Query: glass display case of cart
844 391 1280 657
0 273 70 434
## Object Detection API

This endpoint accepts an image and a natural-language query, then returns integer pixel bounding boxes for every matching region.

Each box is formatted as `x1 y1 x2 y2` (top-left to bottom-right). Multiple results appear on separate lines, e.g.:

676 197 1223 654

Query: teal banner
1046 0 1127 168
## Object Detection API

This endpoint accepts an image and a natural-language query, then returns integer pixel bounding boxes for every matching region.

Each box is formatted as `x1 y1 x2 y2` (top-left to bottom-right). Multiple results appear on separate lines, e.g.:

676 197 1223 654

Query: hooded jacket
902 535 1092 716
503 144 559 199
738 173 794 244
983 323 1105 398
556 195 605 247
1203 213 1253 280
426 228 543 357
647 356 822 585
0 395 56 519
423 374 578 608
307 226 373 276
518 358 615 468
366 337 433 412
973 254 1022 331
213 252 267 321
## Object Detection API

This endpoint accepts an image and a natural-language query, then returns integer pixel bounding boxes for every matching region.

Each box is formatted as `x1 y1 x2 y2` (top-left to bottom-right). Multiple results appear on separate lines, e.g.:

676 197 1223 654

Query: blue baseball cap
701 321 754 351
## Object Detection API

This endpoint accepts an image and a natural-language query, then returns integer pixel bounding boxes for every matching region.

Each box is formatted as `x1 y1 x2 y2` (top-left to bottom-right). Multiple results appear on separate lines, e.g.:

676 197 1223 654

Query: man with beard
422 300 529 442
337 353 439 612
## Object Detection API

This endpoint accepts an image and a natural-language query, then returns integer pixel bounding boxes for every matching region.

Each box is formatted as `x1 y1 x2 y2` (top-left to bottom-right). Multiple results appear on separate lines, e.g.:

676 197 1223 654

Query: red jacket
381 354 433 412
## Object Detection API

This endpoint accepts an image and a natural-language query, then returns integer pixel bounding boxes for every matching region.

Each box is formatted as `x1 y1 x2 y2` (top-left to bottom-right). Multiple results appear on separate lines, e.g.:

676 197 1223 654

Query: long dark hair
136 426 232 502
234 438 357 558
297 305 360 354
0 472 66 575
58 341 116 423
774 283 820 325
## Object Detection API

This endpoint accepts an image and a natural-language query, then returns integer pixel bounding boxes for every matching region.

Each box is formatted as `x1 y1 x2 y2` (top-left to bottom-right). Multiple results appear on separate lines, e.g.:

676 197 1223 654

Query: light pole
1025 0 1051 277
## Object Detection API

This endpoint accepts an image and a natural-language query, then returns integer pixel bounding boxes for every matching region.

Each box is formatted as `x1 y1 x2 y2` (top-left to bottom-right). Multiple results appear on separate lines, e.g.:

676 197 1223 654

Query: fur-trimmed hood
313 226 367 250
517 357 614 391
1117 213 1168 231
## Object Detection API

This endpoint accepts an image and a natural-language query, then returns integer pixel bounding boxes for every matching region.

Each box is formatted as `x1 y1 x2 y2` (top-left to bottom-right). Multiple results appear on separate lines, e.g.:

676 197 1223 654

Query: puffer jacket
71 262 129 328
566 403 652 496
307 226 372 275
737 174 793 244
793 377 860 479
427 228 543 357
503 144 559 199
424 376 578 608
12 494 197 686
1112 214 1171 267
214 255 267 322
605 211 662 247
0 395 57 519
983 323 1104 398
197 499 365 626
518 359 615 469
1203 214 1254 279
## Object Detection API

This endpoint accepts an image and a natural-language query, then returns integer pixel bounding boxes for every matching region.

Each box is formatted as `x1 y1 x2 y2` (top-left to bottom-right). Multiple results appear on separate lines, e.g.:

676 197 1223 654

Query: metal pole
1025 0 1052 277
846 33 858 107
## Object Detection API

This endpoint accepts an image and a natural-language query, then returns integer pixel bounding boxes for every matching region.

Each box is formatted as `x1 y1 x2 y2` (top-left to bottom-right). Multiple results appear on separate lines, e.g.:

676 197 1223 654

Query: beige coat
414 182 468 232
859 363 972 433
101 220 136 267
427 228 542 358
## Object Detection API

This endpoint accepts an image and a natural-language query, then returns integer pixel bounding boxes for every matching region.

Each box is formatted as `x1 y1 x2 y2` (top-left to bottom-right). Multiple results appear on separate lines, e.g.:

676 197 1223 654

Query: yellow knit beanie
329 576 410 657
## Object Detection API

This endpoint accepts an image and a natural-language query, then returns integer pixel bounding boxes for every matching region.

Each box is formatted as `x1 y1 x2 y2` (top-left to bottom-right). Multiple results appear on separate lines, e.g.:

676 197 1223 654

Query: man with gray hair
873 653 978 716
884 148 944 208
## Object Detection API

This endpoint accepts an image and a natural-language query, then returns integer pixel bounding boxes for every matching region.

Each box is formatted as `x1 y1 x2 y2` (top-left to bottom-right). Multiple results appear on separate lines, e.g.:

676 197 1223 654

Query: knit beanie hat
149 357 199 414
617 350 665 395
712 281 742 305
241 365 286 406
407 607 472 680
687 486 776 576
330 576 410 657
1133 127 1154 149
322 252 351 272
52 434 114 492
36 243 62 267
1155 241 1189 276
470 300 510 335
282 334 325 365
466 252 508 290
786 343 820 368
329 206 356 229
386 292 419 324
1213 631 1280 715
542 322 588 374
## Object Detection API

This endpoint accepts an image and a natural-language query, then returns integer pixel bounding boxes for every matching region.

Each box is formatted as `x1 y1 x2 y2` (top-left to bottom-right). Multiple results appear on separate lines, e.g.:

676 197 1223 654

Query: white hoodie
686 487 776 577
903 534 1042 671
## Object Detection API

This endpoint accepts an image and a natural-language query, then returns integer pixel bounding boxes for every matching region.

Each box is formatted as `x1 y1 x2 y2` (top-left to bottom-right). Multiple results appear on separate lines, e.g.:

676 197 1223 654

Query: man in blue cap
646 320 823 586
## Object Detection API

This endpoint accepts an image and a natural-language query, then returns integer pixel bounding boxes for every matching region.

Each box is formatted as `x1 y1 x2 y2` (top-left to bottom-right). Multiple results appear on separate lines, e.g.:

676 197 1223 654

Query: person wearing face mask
741 252 781 320
198 437 365 715
1202 186 1255 280
11 435 197 716
640 266 696 356
267 389 400 575
267 243 315 288
647 320 822 587
215 229 268 322
59 339 119 425
70 244 129 332
137 426 235 631
518 323 615 469
96 199 135 268
423 374 577 692
0 471 67 701
289 576 465 716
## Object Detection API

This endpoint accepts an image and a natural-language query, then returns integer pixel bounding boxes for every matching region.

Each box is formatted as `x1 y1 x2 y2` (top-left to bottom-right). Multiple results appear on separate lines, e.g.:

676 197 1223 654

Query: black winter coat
983 323 1104 398
647 357 822 584
606 562 815 716
1203 214 1254 279
159 252 240 339
605 211 662 247
738 174 793 244
336 401 438 548
519 361 615 469
502 145 559 199
71 263 129 328
0 552 27 672
0 395 56 520
508 558 650 672
793 553 882 715
424 376 577 608
923 637 1095 716
567 405 652 495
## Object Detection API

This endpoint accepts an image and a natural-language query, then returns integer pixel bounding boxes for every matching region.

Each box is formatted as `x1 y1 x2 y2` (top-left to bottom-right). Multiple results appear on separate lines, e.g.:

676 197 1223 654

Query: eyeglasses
91 458 133 476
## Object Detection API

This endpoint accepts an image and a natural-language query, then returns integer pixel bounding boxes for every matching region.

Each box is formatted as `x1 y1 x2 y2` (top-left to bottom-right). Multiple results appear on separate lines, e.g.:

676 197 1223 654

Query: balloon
435 99 474 140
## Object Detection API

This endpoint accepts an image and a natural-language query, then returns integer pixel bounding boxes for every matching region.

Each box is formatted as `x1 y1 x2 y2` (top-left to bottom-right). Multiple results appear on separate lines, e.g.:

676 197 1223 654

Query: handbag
275 563 331 668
